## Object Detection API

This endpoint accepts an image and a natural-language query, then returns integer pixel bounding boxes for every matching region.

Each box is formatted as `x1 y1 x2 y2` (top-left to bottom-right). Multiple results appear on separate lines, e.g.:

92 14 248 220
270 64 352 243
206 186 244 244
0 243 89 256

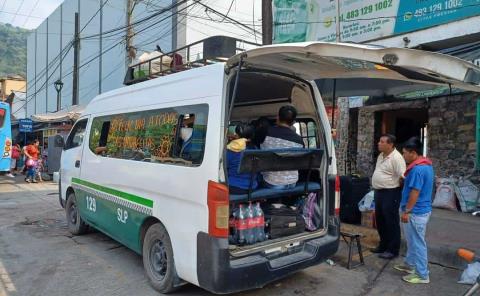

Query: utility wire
14 44 73 115
80 0 110 32
21 0 40 28
10 0 25 24
195 0 260 37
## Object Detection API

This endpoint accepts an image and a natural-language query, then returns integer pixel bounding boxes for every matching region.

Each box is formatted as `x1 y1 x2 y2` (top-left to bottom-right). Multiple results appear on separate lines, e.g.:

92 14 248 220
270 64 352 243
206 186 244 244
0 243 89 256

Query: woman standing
6 143 21 178
24 140 40 183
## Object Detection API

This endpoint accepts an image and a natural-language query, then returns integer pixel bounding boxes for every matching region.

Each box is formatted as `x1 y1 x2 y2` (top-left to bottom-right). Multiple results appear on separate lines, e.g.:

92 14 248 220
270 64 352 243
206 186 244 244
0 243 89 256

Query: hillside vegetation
0 23 29 77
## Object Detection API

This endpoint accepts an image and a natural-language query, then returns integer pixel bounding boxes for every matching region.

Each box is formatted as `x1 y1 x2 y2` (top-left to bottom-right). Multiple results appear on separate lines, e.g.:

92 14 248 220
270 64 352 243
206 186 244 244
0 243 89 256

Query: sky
0 0 63 30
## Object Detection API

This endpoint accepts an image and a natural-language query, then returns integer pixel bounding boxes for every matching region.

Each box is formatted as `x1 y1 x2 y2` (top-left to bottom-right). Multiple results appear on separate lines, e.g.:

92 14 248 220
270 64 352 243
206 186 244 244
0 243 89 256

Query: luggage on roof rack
124 35 259 85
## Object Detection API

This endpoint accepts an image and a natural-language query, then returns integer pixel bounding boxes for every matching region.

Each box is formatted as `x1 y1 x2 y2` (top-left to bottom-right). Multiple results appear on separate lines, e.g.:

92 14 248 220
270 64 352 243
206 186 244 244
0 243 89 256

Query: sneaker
32 180 38 183
394 264 415 274
25 178 31 183
6 173 15 178
402 273 430 284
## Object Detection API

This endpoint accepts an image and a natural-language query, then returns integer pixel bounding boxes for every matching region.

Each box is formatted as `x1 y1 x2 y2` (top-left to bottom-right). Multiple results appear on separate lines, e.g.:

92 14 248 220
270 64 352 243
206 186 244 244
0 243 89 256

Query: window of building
88 104 208 166
65 119 88 150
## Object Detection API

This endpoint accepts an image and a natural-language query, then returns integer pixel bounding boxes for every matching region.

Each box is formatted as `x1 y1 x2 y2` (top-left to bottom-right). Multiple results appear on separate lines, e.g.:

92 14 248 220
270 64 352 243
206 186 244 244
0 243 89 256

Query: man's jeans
402 212 431 279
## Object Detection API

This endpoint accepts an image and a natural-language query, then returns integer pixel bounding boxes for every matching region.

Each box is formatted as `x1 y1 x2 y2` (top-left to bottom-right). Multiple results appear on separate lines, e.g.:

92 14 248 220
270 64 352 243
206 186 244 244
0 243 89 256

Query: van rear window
89 104 208 166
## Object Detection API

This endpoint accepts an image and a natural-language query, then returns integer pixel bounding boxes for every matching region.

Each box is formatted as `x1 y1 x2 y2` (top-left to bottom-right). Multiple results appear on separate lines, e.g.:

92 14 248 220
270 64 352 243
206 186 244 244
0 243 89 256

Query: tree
0 23 29 77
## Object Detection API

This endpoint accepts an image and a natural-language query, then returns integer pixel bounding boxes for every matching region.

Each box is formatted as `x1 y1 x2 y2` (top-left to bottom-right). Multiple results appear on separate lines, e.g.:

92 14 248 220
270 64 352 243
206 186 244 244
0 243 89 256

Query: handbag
26 158 35 167
12 148 20 159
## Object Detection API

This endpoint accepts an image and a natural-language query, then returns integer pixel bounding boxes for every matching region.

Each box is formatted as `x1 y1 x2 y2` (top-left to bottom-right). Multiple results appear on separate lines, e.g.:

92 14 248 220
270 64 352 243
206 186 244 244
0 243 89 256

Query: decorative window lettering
88 104 208 167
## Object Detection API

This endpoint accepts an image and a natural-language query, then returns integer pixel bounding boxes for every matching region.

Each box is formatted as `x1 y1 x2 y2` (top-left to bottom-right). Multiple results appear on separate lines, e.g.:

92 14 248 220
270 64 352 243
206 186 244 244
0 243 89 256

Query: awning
31 105 85 123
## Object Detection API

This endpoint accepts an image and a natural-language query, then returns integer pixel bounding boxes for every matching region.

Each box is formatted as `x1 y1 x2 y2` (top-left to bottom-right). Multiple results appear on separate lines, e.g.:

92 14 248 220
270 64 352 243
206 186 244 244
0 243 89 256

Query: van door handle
75 160 80 168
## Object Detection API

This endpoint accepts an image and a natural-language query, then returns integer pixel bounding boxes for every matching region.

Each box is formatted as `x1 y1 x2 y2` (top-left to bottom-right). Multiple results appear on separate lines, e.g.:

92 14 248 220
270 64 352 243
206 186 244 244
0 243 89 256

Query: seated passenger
251 116 271 148
179 127 193 159
261 105 304 189
227 124 257 194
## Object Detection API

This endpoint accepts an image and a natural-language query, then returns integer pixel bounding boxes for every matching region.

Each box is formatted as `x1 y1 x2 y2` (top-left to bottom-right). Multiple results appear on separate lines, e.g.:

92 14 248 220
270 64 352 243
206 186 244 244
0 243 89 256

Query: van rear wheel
143 223 178 294
66 192 87 235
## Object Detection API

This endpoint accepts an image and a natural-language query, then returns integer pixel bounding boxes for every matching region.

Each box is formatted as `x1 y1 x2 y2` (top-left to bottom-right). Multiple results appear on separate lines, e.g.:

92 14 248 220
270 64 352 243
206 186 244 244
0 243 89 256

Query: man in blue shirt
394 137 434 284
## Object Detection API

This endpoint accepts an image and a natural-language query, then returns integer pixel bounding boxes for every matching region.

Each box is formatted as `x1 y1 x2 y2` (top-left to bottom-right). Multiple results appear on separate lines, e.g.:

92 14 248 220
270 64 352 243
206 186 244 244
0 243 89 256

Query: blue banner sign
19 119 33 133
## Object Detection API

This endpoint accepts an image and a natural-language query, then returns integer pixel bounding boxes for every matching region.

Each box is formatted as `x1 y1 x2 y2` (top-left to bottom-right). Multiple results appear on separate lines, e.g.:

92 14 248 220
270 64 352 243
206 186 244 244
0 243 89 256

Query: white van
57 42 480 294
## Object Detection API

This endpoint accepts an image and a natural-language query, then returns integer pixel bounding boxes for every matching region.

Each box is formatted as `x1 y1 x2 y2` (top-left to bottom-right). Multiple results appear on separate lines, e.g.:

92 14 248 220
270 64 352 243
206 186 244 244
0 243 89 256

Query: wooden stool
340 231 365 269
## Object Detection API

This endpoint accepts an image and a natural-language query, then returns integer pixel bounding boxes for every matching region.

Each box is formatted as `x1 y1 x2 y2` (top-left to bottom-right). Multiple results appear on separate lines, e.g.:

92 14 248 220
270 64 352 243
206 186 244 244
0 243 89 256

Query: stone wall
335 97 349 174
337 93 480 185
428 93 480 184
355 100 427 177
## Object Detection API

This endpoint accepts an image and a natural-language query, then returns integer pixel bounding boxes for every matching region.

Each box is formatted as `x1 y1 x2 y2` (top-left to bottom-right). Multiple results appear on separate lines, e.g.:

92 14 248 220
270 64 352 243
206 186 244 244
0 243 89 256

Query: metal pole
336 0 341 42
46 17 49 112
262 0 273 45
56 90 60 111
99 0 103 94
72 12 80 106
126 0 135 67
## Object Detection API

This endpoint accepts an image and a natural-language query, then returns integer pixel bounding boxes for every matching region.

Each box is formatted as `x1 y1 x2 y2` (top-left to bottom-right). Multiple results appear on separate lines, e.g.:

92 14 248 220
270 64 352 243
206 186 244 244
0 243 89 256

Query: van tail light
334 175 340 217
207 181 229 238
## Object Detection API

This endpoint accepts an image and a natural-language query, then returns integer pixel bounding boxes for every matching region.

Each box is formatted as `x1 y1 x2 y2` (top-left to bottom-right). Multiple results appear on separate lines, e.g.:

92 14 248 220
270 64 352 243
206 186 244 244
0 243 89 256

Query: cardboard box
361 211 376 229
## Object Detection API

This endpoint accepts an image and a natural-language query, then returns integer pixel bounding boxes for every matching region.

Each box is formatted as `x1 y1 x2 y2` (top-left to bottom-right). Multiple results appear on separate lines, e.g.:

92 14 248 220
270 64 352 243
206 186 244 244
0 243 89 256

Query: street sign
19 119 33 133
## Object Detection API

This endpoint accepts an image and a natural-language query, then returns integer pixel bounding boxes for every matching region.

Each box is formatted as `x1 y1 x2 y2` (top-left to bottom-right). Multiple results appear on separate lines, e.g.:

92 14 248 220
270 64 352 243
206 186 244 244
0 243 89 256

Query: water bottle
254 202 266 242
236 204 247 245
245 202 256 245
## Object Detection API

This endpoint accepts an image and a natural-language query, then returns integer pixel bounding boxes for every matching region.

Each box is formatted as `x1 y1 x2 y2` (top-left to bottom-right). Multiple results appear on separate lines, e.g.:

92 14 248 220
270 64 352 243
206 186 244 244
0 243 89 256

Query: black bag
264 204 305 239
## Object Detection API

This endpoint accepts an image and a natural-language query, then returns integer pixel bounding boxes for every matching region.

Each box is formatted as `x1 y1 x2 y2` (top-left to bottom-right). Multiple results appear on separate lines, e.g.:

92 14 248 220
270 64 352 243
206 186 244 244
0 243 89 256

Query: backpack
302 193 322 231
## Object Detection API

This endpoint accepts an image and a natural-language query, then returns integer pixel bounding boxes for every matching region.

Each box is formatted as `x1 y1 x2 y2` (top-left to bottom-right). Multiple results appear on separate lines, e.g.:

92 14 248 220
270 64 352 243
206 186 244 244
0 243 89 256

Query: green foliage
0 23 29 77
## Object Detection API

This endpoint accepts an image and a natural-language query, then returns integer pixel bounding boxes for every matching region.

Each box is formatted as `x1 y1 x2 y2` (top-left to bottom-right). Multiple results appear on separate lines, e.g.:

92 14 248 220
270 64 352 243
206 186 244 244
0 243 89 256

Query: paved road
0 176 471 296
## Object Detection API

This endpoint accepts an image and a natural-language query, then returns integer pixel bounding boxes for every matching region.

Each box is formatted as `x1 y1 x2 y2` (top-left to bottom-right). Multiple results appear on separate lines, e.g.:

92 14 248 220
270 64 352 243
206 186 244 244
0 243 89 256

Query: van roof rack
124 35 259 85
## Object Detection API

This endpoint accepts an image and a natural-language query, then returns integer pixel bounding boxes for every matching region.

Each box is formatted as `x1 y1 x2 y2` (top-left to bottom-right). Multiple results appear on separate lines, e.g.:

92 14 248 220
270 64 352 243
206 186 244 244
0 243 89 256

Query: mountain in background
0 23 29 78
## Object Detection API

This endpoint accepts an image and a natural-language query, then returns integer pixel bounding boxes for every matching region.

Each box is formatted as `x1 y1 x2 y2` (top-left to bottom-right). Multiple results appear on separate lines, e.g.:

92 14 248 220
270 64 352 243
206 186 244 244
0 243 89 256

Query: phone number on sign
414 0 464 17
341 0 394 21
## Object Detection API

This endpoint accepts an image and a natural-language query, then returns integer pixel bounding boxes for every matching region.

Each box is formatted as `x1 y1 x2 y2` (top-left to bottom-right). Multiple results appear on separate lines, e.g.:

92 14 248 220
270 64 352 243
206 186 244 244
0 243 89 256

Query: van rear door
227 42 480 95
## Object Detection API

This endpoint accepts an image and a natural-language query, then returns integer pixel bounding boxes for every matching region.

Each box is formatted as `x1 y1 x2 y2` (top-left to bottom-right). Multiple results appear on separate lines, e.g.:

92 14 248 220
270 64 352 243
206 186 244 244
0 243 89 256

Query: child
35 159 44 182
227 124 257 194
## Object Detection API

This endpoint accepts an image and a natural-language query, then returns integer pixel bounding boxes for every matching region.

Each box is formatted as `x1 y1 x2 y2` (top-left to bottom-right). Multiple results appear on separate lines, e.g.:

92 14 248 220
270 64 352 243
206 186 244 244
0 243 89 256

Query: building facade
25 0 261 119
0 75 26 119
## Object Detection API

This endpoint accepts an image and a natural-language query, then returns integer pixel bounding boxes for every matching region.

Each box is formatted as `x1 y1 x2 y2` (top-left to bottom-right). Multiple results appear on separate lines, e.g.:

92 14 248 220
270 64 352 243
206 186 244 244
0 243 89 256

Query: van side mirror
54 135 65 148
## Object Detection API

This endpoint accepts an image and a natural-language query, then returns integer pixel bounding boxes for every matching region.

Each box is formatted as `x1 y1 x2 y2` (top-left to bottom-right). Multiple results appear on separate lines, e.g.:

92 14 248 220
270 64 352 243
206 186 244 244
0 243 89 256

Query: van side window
294 120 318 148
65 119 88 150
88 104 208 166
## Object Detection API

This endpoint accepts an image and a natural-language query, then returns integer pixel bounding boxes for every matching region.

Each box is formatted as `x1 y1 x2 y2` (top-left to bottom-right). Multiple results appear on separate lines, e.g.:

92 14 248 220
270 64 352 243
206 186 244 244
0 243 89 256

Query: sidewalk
342 208 480 269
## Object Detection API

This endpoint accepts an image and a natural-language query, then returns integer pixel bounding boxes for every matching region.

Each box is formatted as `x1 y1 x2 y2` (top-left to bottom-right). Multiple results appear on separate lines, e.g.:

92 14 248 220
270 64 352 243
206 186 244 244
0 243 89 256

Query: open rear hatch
227 42 480 97
225 42 480 257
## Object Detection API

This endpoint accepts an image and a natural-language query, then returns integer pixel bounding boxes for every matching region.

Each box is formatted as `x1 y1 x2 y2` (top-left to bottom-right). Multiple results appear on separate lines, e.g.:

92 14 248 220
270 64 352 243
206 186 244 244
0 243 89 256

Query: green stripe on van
71 178 153 208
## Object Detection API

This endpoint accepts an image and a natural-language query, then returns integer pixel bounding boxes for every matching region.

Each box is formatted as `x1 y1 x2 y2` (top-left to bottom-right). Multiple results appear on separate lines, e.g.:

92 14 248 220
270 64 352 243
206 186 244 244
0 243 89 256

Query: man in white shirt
371 134 406 259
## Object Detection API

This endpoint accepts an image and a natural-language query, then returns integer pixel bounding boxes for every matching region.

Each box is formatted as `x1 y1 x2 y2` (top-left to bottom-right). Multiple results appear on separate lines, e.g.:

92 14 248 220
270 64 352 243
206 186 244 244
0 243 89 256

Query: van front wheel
143 223 178 294
66 192 87 235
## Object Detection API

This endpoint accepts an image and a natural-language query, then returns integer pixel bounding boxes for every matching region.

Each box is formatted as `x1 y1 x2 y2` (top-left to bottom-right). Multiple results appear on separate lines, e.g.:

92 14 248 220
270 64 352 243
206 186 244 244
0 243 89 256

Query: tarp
31 104 85 123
